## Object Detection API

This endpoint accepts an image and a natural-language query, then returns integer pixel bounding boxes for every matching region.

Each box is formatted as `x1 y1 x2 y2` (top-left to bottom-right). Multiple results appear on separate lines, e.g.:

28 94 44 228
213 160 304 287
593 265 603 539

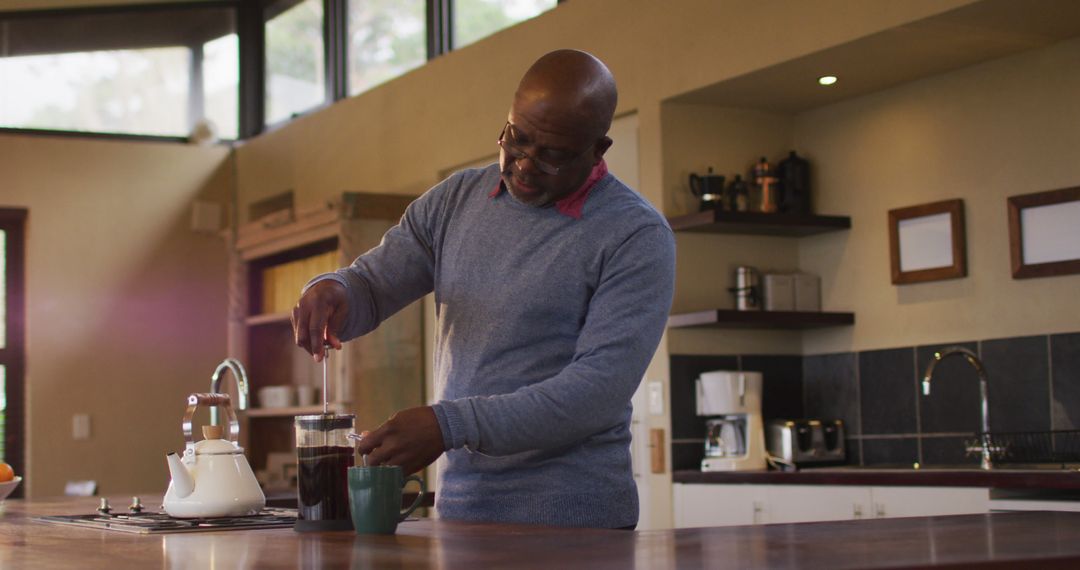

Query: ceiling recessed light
818 75 838 86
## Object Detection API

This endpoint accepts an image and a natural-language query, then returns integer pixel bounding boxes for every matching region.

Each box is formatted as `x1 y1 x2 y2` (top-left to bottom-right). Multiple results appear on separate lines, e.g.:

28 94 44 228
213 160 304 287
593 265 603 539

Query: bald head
514 49 617 140
499 50 617 207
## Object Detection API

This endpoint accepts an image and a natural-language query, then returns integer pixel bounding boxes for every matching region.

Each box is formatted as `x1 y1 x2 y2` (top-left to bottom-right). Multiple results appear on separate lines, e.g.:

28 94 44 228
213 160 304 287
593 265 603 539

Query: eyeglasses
497 121 587 176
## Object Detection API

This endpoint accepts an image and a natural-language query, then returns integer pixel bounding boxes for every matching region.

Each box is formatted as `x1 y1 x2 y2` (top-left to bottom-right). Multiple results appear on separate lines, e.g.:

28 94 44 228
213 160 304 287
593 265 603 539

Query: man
292 49 675 529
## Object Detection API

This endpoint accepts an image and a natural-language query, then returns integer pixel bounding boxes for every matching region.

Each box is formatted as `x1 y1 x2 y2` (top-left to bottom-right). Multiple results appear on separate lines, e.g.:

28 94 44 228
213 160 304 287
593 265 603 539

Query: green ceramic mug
347 465 426 534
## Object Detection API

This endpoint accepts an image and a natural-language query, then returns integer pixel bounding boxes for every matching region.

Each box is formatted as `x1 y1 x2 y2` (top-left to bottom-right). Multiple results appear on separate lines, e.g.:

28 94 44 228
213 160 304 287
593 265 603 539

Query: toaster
766 419 845 465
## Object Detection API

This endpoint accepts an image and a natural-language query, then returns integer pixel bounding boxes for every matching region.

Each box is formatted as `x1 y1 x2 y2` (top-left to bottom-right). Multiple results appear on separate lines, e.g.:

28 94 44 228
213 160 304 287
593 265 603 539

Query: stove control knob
129 496 144 514
97 498 111 515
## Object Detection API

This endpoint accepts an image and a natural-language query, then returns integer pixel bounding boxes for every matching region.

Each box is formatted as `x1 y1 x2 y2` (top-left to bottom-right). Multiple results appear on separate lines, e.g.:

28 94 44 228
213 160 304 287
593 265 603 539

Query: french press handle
182 393 239 457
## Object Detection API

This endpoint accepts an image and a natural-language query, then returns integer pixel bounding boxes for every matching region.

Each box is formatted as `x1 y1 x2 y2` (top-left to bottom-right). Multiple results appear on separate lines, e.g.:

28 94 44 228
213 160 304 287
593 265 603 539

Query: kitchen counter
5 496 1080 568
674 467 1080 489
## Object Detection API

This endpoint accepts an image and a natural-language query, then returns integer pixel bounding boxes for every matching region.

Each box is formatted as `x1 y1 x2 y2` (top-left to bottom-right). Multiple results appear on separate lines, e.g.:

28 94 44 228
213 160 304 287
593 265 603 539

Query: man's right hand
291 280 348 362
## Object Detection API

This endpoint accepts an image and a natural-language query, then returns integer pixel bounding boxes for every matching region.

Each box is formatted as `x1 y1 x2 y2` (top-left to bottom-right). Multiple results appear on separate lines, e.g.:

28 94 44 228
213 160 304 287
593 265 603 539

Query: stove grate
35 508 298 534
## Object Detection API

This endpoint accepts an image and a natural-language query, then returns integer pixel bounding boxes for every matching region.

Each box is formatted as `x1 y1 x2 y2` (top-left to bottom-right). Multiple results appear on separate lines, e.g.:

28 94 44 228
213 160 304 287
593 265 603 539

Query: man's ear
593 136 613 162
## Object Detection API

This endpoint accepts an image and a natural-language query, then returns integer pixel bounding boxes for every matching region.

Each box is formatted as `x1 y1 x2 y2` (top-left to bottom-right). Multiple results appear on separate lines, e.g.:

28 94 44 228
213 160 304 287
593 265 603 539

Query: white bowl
258 386 295 409
0 476 22 501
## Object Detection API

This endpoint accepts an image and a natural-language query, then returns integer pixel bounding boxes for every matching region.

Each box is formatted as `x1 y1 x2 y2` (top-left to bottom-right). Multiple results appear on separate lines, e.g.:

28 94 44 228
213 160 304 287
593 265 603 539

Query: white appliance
696 370 767 472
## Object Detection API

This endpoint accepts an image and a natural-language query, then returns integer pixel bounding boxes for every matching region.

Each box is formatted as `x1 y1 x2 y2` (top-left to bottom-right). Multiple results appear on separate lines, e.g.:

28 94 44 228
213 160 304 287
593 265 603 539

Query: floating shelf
245 312 292 326
245 404 345 418
668 309 854 330
667 210 851 236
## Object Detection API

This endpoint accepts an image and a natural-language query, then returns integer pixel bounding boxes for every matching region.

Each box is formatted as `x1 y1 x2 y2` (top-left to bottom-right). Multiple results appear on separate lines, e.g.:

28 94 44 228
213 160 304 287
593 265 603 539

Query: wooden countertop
674 467 1080 489
5 496 1080 568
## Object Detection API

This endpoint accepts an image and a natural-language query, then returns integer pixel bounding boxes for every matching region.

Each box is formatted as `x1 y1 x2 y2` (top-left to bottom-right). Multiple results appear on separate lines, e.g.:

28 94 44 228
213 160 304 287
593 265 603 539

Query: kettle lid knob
202 425 224 440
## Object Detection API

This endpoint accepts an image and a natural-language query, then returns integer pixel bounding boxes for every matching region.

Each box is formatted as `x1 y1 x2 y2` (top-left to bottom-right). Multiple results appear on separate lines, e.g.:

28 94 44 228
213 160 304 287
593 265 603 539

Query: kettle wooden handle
183 393 239 455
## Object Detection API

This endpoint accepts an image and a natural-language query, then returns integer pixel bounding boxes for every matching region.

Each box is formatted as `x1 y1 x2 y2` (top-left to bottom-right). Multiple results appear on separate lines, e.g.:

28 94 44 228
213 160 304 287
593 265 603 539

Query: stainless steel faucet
210 358 249 426
921 346 992 469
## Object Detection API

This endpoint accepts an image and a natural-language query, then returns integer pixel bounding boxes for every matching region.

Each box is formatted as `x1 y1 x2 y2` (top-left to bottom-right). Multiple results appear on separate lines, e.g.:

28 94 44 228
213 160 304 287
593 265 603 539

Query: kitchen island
4 496 1080 568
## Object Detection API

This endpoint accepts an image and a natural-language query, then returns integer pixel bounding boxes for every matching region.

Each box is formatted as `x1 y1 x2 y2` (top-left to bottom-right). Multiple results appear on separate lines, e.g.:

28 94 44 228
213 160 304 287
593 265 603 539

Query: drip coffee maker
696 370 766 471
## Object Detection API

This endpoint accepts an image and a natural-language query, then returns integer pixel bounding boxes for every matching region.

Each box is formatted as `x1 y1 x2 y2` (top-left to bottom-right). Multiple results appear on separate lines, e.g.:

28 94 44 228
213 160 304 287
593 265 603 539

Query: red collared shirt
489 160 609 220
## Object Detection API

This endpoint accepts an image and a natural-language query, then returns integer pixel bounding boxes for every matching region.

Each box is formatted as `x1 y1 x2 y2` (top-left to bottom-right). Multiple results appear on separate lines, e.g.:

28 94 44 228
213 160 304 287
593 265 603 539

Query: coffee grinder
696 370 766 471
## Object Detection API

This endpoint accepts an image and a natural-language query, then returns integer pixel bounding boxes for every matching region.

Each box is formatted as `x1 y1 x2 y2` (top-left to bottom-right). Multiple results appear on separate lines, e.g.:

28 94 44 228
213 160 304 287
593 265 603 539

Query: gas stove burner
35 507 298 534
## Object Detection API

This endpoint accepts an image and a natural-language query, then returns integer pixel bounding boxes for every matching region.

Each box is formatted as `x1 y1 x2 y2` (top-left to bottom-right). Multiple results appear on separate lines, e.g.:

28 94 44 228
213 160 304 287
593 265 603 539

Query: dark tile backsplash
671 330 1080 468
742 354 804 421
858 348 917 435
862 437 918 467
920 435 980 467
804 352 860 435
1051 332 1080 430
982 335 1050 433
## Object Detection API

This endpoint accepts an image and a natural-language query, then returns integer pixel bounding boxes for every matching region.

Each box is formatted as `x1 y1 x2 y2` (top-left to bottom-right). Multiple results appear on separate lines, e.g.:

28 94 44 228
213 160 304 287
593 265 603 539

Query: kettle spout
166 452 195 498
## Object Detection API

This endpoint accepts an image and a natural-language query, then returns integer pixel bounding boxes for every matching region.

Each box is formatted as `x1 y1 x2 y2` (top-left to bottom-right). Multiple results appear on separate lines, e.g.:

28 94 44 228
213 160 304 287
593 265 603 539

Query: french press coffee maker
294 413 356 532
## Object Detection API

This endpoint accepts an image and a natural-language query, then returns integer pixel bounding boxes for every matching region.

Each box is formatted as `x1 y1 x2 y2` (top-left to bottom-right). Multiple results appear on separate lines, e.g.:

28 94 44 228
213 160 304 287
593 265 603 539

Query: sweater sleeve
303 176 448 341
431 221 676 455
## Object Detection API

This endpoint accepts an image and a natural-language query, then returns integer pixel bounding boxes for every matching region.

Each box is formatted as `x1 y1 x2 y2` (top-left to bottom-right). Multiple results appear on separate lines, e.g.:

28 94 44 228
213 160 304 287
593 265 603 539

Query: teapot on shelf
688 168 726 212
163 393 265 518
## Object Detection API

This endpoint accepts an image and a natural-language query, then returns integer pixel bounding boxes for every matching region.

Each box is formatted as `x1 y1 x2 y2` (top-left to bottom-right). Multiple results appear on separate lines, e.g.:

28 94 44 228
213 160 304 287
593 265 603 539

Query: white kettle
163 393 265 518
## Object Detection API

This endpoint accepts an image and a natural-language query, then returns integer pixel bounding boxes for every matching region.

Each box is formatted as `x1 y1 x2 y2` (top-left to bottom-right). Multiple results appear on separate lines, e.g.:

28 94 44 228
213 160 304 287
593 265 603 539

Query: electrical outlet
647 381 664 415
72 414 91 440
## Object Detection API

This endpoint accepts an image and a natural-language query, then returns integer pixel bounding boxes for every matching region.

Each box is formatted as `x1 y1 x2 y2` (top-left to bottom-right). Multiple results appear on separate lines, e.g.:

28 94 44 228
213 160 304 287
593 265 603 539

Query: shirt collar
489 160 608 220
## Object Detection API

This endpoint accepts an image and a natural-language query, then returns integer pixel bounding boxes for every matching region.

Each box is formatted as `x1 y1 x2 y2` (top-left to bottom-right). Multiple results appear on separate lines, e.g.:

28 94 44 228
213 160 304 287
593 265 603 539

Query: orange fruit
0 462 14 482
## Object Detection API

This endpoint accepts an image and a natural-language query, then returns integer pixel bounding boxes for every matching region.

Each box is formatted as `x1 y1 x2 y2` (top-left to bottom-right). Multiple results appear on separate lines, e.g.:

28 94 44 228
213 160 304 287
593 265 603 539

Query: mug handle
399 475 427 522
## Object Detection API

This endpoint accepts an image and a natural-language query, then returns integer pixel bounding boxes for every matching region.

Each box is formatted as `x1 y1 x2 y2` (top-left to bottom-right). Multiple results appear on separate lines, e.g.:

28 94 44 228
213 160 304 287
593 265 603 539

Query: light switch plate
647 381 664 415
72 414 91 440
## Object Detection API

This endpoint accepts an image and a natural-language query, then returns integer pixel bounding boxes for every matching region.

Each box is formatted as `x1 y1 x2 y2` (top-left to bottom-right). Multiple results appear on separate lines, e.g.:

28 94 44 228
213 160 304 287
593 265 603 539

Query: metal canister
732 266 761 311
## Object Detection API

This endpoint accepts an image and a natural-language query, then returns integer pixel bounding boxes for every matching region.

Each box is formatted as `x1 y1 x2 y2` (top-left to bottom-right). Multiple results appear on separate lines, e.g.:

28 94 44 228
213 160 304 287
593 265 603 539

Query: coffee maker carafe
696 371 766 471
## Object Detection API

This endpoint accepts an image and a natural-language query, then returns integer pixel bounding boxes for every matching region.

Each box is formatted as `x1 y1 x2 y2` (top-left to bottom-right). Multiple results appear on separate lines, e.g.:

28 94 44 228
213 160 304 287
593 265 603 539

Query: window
1 0 562 139
453 0 556 49
0 6 239 139
347 0 426 96
0 209 26 495
265 0 327 124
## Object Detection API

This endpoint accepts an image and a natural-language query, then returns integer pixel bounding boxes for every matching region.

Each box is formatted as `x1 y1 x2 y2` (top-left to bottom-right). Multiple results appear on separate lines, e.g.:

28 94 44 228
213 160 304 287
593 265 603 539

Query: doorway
0 208 26 497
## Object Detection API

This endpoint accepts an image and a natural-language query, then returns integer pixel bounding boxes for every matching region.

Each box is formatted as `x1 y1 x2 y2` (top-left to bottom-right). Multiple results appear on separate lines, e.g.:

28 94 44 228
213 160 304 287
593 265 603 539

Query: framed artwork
1008 186 1080 279
888 199 966 285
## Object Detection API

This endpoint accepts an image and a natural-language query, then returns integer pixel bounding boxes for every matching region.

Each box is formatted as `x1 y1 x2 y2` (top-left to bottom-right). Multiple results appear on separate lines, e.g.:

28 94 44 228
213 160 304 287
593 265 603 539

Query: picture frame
1008 186 1080 279
888 198 966 285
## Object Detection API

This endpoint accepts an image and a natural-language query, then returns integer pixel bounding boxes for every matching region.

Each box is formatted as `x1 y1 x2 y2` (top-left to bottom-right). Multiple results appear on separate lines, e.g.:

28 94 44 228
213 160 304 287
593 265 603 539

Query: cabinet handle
853 503 863 519
752 501 764 525
875 503 886 518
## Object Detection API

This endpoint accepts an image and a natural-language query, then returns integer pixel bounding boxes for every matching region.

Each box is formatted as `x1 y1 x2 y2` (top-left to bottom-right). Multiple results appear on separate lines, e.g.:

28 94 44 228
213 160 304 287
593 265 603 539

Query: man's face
498 97 609 207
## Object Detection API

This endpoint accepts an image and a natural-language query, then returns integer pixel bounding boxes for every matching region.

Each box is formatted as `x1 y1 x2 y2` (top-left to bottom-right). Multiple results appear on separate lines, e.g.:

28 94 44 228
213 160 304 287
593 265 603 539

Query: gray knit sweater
316 164 675 528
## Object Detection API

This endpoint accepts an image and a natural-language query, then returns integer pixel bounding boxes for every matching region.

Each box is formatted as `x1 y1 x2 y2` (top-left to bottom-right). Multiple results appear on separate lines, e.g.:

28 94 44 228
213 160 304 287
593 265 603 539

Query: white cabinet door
869 486 988 519
673 484 767 528
674 484 990 528
764 485 871 523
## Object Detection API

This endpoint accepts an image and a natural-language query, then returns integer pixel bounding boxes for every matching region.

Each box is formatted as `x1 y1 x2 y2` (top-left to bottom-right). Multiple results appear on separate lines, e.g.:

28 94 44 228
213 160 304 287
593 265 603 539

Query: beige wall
798 36 1080 353
234 0 975 216
665 36 1080 357
0 133 230 496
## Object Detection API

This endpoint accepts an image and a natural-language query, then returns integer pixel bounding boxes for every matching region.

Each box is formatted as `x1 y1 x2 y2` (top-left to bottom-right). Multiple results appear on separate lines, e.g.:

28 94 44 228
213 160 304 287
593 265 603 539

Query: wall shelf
245 404 344 418
667 210 851 236
245 312 292 326
668 309 854 330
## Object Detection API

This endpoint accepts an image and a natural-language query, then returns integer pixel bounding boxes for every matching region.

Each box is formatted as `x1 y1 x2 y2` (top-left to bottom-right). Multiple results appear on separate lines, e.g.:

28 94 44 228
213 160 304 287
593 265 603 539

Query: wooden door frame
0 208 26 497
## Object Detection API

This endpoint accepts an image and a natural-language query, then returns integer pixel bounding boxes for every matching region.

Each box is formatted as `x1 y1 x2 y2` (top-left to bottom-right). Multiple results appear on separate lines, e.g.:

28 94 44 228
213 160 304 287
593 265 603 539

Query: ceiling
670 0 1080 113
0 5 236 56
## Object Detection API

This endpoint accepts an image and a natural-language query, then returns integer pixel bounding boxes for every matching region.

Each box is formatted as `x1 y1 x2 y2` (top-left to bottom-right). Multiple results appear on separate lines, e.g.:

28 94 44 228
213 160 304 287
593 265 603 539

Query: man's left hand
354 406 445 475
